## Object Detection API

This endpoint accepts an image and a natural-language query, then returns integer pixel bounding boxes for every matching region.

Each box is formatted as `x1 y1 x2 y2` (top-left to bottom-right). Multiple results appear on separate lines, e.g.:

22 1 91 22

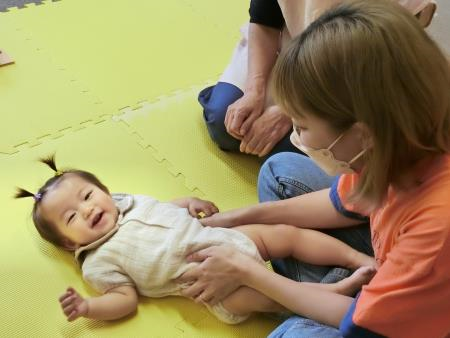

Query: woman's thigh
257 152 373 282
258 152 335 203
268 316 343 338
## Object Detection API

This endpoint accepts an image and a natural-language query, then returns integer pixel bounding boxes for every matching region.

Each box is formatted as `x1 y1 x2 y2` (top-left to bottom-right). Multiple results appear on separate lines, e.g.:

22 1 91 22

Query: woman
181 1 450 337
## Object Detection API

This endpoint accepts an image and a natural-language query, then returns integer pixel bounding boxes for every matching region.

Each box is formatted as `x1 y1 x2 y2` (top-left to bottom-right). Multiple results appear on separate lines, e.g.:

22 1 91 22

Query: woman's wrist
237 254 265 286
234 203 267 225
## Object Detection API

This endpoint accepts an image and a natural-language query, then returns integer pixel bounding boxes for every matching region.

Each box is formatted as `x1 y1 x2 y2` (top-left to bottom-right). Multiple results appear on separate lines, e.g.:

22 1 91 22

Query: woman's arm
179 246 353 327
201 188 361 229
59 285 138 321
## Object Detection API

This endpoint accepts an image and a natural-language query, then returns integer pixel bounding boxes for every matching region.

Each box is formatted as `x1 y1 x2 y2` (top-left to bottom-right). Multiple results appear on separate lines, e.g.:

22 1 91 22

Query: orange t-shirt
334 154 450 338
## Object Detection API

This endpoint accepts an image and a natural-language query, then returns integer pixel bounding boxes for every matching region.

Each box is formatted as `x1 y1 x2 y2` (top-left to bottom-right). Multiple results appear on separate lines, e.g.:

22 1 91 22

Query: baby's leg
234 224 375 270
220 267 375 318
220 285 285 316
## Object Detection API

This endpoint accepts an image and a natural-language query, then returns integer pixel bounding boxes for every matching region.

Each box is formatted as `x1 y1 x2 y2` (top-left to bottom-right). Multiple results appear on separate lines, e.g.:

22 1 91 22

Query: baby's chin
94 216 116 236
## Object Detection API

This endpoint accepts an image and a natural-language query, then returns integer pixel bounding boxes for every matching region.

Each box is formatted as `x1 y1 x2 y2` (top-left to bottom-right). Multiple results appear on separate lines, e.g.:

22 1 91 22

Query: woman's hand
177 245 254 305
59 287 89 321
187 198 219 219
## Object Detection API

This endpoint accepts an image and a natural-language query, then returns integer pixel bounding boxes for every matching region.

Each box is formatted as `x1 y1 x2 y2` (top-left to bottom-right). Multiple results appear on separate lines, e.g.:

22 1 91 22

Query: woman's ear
353 122 373 149
416 2 436 28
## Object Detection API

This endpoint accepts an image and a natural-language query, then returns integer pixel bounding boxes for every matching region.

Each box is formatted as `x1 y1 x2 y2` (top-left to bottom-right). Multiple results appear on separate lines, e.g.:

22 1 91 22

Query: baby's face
39 174 118 249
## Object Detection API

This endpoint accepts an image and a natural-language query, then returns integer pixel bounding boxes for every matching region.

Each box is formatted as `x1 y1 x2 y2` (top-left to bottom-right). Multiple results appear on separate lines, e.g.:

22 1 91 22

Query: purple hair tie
34 192 42 202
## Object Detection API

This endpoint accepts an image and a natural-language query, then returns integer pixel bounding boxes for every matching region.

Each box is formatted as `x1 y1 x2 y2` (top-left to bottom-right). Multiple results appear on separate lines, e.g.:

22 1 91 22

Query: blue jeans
258 152 373 337
269 316 342 338
198 82 301 157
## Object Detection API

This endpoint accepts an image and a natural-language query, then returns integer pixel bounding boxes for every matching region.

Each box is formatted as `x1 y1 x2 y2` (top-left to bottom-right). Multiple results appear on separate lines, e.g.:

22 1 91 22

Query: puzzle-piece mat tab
114 85 262 211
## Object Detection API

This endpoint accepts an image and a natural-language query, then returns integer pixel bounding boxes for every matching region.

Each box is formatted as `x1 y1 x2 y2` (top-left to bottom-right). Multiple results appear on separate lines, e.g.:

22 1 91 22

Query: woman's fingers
186 247 212 263
181 281 206 299
196 292 214 304
194 289 218 305
177 265 201 283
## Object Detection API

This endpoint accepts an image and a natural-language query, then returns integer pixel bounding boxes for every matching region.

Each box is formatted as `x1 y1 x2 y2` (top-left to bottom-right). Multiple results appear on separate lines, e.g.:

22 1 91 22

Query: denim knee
268 316 342 338
198 83 243 151
258 152 335 202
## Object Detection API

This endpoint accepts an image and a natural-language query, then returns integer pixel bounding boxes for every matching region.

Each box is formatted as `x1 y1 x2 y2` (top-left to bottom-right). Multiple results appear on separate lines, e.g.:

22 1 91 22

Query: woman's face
291 112 368 172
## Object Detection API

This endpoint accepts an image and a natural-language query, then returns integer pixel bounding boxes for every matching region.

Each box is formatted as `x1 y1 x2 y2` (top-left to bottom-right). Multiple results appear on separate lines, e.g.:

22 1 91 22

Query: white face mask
290 129 366 176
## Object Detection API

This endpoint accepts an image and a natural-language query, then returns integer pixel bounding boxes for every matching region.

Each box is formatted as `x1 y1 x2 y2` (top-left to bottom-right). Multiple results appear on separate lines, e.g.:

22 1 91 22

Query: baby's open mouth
92 212 104 227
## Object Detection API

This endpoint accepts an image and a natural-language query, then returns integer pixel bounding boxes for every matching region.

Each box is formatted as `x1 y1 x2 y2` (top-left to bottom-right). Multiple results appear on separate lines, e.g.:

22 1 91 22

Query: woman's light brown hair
272 0 450 206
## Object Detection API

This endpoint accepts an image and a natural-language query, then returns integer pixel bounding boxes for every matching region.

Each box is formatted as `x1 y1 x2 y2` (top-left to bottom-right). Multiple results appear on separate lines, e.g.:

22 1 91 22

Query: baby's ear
62 238 79 251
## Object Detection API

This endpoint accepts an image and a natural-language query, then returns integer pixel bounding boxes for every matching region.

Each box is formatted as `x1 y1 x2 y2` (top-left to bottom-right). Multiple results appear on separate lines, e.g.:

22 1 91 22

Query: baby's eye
85 191 92 200
68 213 75 224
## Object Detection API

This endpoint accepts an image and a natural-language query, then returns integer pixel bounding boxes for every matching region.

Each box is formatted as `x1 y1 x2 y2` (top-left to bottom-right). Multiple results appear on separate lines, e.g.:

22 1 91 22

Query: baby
16 156 376 324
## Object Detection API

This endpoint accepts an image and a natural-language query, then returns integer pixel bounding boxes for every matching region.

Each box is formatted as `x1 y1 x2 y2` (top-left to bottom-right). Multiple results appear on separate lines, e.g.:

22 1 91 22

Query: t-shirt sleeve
249 0 285 29
329 175 369 221
341 216 450 338
340 295 386 337
82 258 134 294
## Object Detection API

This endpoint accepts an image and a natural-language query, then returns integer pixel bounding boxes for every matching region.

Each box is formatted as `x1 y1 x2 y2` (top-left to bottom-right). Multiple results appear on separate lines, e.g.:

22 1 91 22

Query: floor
0 1 448 338
1 0 449 53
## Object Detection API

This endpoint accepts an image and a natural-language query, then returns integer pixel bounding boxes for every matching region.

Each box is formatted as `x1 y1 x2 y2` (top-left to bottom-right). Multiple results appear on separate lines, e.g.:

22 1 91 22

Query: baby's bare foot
335 266 377 296
347 251 377 270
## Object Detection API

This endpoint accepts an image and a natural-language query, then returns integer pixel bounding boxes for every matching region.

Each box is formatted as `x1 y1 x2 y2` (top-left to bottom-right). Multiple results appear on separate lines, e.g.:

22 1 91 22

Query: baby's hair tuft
14 187 35 199
39 153 58 173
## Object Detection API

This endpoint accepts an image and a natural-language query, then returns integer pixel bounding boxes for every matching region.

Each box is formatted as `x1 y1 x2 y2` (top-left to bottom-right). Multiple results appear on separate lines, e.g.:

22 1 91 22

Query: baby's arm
59 285 138 321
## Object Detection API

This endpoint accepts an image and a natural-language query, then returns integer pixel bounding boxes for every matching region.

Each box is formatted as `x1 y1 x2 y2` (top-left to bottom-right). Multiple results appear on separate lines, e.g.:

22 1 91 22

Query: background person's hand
178 245 252 305
59 287 89 322
224 90 265 140
240 105 292 157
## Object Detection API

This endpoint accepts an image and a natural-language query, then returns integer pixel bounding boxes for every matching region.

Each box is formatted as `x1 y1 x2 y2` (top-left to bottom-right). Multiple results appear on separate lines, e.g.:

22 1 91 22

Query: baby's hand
188 198 219 219
59 287 89 321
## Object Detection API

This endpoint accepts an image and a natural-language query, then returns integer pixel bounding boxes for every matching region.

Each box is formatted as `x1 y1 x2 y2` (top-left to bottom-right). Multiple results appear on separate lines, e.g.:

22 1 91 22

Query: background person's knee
198 83 243 151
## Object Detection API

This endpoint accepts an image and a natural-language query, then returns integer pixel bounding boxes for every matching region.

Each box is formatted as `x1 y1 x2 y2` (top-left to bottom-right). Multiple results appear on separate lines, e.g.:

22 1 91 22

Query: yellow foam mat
0 0 245 153
115 86 262 211
0 0 279 337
